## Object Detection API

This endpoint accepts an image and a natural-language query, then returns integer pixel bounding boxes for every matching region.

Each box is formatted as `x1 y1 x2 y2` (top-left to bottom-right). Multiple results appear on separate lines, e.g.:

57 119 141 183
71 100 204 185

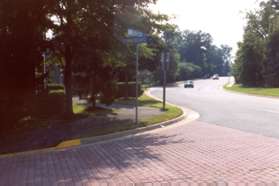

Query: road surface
150 77 279 139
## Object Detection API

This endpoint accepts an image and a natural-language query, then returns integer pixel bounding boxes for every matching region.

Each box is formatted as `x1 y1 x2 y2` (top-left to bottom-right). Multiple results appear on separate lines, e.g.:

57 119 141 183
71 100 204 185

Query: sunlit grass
138 94 183 126
73 103 87 114
225 84 279 97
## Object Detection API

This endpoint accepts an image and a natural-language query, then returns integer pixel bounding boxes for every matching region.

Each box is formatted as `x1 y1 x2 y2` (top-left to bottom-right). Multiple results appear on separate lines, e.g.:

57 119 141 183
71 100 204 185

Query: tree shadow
0 101 163 155
0 132 191 185
0 112 136 154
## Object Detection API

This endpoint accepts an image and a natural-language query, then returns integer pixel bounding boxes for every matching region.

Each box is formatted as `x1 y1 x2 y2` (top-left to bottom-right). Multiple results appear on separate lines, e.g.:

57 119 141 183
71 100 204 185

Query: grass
224 84 279 97
142 96 183 125
0 92 183 154
115 94 183 126
80 93 183 142
142 104 183 126
73 103 87 114
48 84 65 95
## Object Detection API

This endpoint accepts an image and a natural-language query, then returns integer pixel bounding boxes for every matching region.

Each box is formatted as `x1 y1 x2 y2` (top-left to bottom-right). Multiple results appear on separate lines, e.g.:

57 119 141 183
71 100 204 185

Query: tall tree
233 0 279 87
0 0 53 130
49 0 159 115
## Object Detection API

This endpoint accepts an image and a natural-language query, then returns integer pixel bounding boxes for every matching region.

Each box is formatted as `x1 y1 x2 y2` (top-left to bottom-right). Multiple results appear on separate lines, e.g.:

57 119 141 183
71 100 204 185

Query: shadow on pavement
0 132 188 185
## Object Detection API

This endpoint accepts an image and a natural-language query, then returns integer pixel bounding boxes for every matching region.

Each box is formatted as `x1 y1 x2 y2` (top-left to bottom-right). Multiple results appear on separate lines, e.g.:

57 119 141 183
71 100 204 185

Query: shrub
31 93 65 117
116 82 143 98
48 84 64 91
100 81 118 105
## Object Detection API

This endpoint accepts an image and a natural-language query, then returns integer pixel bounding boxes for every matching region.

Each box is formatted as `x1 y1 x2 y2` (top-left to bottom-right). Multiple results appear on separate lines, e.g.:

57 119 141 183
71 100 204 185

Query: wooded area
0 0 231 134
233 0 279 87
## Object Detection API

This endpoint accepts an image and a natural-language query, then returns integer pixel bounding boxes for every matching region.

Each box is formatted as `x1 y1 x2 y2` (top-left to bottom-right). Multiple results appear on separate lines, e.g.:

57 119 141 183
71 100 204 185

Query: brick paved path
1 121 279 185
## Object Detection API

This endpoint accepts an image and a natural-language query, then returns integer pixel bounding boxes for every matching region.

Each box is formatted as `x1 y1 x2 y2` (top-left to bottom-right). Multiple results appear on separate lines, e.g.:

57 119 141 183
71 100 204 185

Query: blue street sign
124 29 148 44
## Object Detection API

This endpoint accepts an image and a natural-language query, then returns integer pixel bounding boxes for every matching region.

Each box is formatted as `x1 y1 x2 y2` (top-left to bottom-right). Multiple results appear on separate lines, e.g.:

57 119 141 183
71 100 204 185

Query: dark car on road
184 80 194 88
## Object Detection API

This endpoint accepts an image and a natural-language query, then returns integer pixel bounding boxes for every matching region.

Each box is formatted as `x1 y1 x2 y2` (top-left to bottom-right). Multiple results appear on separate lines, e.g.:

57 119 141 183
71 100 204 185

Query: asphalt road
150 77 279 139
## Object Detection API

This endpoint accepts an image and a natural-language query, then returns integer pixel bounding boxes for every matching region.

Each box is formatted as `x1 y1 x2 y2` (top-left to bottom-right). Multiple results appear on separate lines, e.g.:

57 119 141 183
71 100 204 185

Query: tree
265 30 279 86
179 31 213 75
238 31 265 86
0 0 54 130
233 0 279 87
177 63 202 80
48 0 160 114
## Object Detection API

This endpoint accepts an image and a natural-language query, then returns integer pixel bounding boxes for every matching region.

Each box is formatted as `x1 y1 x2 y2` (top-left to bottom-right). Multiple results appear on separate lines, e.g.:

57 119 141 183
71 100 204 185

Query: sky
150 0 263 55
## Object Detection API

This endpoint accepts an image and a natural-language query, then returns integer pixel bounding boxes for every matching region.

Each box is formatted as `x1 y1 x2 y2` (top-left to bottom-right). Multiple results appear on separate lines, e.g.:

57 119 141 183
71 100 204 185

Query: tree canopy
0 0 232 133
233 0 279 87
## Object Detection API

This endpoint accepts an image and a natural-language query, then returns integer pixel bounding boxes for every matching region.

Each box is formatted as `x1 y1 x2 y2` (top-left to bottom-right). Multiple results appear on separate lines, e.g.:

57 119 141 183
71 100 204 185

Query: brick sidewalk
1 121 279 185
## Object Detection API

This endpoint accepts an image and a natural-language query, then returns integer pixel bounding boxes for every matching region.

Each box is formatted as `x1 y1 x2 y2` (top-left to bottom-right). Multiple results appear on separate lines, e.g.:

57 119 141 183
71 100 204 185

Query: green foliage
0 0 54 130
177 63 202 80
116 82 143 98
178 30 232 78
265 30 279 86
32 93 66 118
100 81 118 105
233 0 279 87
139 70 155 85
0 0 165 131
142 27 232 84
238 32 265 86
0 0 232 133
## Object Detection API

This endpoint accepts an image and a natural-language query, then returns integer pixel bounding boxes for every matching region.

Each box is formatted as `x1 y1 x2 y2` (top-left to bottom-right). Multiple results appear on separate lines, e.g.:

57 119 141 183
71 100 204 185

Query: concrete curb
0 90 198 159
81 108 186 145
145 88 200 126
67 90 200 147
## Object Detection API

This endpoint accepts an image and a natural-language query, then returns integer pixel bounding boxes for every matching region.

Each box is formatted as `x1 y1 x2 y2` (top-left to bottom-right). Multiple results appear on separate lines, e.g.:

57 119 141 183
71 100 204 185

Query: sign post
42 53 48 90
126 29 148 125
161 51 170 111
135 44 139 125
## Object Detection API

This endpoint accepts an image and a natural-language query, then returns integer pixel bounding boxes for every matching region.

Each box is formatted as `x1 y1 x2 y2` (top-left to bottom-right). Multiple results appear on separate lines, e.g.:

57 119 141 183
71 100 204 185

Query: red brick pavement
1 121 279 185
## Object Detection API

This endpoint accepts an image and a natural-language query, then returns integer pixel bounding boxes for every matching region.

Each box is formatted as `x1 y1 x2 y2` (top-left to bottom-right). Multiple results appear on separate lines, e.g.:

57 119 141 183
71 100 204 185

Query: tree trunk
125 69 129 100
89 76 97 109
91 94 96 109
64 45 73 116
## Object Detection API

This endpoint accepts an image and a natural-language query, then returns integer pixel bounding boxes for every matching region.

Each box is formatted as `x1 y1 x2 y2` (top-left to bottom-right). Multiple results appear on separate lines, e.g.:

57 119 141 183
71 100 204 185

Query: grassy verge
224 84 279 97
138 94 183 125
78 94 183 142
73 103 87 114
0 93 183 155
114 94 183 125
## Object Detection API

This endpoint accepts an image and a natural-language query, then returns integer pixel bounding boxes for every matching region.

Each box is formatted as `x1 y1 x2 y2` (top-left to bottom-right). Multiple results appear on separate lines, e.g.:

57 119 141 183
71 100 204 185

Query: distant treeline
172 30 232 81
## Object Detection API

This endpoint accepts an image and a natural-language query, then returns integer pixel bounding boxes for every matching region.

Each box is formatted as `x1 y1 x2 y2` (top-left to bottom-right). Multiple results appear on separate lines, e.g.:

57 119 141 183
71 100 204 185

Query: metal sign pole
135 44 139 125
161 51 170 111
163 68 166 110
161 52 166 110
125 28 148 125
43 53 47 90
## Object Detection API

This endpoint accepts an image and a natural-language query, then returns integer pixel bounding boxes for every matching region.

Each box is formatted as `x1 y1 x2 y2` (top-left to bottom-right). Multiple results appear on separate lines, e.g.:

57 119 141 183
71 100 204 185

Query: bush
177 62 202 80
139 70 155 85
31 93 65 117
116 82 143 98
48 84 64 91
0 97 27 131
100 81 118 105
